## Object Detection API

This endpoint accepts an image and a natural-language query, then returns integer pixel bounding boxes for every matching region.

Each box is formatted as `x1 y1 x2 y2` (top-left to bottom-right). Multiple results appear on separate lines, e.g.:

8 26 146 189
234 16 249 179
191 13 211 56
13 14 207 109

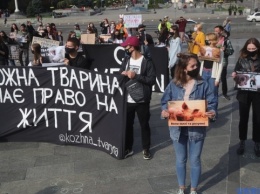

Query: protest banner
123 14 142 28
168 100 208 126
234 71 260 92
0 66 127 159
82 44 169 92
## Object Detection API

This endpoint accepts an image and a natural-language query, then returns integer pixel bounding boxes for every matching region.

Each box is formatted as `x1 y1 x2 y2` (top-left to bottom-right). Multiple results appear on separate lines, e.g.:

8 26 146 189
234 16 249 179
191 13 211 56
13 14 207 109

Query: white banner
123 15 142 28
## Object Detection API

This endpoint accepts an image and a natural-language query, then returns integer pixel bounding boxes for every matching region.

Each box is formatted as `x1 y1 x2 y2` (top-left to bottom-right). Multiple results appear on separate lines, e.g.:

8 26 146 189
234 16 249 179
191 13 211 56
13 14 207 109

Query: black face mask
125 48 132 56
187 68 199 78
248 50 258 58
65 47 76 54
169 32 174 36
205 40 211 46
31 50 34 54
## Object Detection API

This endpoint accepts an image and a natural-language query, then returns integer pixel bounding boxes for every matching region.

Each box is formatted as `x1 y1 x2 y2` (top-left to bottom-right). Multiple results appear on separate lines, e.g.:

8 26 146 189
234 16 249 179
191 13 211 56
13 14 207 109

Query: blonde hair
206 33 218 47
195 23 203 31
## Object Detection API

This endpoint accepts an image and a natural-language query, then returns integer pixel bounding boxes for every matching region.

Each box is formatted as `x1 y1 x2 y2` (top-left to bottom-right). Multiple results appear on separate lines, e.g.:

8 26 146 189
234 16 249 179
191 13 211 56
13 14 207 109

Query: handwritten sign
32 37 60 48
123 15 142 28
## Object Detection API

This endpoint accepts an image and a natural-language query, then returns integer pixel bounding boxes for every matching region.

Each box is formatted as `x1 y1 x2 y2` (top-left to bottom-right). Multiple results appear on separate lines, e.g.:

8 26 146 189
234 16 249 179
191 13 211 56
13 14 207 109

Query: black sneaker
124 149 134 159
237 140 245 155
254 142 260 157
223 94 230 100
143 149 152 160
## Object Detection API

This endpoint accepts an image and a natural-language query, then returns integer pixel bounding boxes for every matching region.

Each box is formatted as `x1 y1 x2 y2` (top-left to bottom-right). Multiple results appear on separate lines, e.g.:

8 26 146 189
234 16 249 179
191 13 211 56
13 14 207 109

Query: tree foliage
26 1 35 16
32 0 43 14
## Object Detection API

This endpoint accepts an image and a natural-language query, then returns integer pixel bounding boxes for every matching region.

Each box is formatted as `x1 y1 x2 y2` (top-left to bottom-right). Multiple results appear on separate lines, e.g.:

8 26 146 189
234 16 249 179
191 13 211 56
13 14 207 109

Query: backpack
224 39 234 56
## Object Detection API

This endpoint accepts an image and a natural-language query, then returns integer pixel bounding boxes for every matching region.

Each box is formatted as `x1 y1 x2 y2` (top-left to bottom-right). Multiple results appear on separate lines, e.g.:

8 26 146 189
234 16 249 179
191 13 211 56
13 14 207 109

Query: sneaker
254 142 260 157
176 189 185 194
190 191 198 194
222 94 230 100
237 140 245 155
124 149 134 159
143 149 152 160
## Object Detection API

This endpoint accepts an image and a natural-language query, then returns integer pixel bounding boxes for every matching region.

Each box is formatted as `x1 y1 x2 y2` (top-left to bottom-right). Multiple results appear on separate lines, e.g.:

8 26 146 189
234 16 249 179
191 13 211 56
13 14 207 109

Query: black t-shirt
204 60 213 69
66 52 90 70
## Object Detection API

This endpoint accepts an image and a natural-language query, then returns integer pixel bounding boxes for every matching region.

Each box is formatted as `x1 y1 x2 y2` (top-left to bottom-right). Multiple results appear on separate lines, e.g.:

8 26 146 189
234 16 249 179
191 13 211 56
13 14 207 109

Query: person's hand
161 110 169 118
64 58 69 65
231 72 236 79
144 40 148 45
205 111 215 119
127 70 136 79
121 71 127 76
215 81 219 87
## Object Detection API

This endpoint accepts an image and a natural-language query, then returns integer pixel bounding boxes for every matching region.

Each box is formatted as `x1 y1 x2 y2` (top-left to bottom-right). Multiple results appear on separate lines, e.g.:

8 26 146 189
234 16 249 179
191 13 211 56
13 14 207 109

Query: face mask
31 50 34 54
187 68 199 78
248 50 258 57
205 40 210 46
65 47 76 54
125 48 132 56
194 27 197 32
169 32 175 36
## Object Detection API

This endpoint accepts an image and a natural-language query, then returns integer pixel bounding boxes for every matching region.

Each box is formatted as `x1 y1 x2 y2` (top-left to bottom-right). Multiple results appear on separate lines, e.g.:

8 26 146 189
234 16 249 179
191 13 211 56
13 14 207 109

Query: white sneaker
190 191 198 194
177 189 185 194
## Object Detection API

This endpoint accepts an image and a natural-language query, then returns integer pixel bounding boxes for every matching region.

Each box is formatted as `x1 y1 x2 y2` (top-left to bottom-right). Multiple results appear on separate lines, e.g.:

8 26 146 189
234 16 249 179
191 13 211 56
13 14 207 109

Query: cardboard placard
168 100 208 126
198 46 221 62
81 34 95 44
32 37 60 48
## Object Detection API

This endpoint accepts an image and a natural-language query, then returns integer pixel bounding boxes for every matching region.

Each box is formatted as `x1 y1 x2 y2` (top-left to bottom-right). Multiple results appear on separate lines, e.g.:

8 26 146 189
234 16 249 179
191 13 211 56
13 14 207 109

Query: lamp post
14 0 20 13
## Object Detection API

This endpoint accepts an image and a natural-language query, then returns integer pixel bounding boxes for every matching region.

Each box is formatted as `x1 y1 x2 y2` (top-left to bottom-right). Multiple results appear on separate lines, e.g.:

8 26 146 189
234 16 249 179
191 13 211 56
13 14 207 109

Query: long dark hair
240 38 260 58
174 53 201 85
170 25 180 39
10 23 18 33
0 31 8 39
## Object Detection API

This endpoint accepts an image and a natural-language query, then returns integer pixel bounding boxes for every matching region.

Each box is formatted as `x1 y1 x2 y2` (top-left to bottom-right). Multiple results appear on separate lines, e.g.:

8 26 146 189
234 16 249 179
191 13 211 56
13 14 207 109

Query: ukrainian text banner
0 66 126 159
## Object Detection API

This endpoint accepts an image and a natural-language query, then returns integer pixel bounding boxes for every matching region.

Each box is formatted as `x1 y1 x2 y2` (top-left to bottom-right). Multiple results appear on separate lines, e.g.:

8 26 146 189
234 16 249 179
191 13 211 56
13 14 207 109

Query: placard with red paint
168 100 208 126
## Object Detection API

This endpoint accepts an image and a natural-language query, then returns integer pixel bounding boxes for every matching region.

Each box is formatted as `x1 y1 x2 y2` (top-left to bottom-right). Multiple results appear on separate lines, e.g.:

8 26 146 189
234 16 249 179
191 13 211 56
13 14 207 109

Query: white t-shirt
127 56 144 103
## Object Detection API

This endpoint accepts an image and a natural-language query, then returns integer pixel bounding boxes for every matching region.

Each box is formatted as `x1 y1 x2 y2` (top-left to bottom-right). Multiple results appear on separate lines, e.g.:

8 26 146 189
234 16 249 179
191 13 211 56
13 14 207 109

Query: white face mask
194 27 198 32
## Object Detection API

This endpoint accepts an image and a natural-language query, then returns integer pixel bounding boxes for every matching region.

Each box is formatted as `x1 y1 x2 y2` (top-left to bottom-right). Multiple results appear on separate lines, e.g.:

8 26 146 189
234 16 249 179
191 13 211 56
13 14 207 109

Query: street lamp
14 0 20 13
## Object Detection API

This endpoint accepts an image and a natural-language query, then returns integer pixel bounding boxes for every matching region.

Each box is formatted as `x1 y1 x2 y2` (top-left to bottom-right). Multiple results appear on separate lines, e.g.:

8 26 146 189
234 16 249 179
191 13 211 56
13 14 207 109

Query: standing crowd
1 14 260 194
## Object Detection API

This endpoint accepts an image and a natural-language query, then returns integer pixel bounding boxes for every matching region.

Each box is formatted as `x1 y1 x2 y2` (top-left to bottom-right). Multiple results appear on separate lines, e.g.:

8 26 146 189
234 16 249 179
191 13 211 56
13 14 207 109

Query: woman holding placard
161 53 216 194
231 37 260 157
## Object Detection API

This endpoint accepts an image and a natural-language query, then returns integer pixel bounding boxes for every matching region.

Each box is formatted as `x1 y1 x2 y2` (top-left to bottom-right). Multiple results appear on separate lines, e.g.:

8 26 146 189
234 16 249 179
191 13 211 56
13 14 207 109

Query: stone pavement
1 36 260 194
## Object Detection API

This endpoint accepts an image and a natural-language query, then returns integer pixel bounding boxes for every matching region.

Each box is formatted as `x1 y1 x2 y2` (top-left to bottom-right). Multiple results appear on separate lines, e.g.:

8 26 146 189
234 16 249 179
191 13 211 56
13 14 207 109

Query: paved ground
1 7 260 194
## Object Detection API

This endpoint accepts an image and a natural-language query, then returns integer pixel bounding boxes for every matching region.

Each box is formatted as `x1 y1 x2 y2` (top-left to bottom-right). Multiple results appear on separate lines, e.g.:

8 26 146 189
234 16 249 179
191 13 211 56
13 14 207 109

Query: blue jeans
172 127 204 188
202 69 219 117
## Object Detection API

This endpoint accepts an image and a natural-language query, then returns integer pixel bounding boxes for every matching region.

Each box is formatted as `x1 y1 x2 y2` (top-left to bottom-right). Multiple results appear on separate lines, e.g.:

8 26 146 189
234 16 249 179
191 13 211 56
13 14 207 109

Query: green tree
32 0 43 14
56 0 71 8
26 1 35 16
